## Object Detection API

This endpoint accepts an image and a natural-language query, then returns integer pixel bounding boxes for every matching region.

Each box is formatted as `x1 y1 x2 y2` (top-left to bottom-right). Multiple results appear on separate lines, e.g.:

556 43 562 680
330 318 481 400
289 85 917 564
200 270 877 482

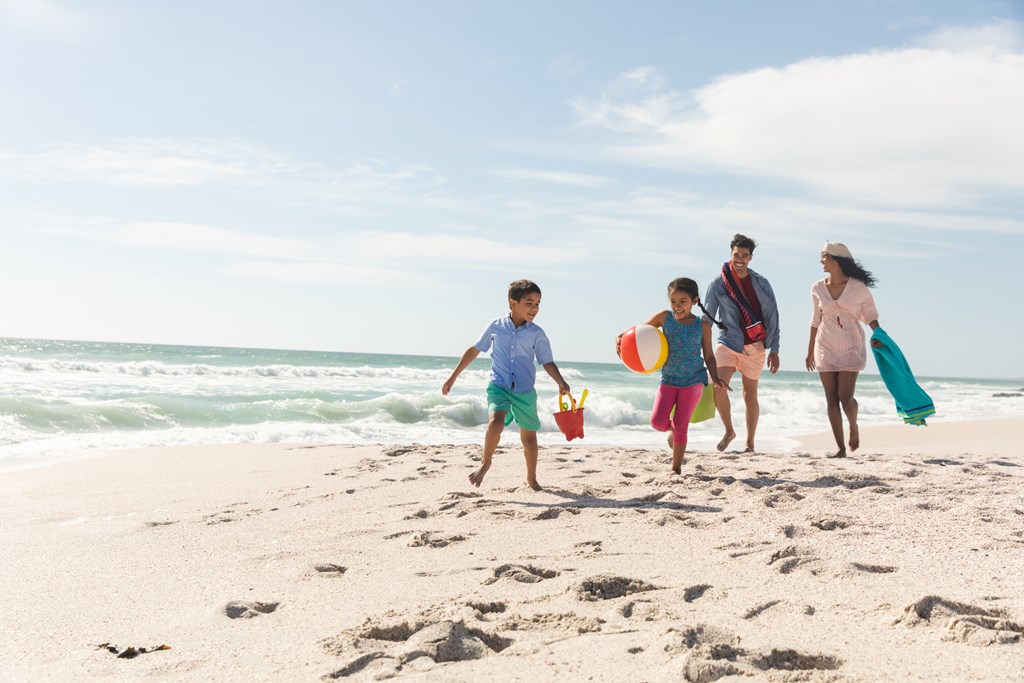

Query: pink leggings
651 383 704 444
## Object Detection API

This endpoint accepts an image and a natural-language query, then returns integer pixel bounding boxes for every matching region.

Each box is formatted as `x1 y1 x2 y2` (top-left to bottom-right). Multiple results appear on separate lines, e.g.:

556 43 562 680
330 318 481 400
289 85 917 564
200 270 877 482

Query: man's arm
759 277 781 355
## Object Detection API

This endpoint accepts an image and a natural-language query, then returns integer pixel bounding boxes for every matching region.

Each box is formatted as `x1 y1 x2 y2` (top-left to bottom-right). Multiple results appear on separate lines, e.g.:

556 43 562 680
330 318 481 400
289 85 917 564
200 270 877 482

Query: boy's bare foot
849 426 860 452
716 430 736 452
827 449 847 459
525 478 543 491
468 463 490 487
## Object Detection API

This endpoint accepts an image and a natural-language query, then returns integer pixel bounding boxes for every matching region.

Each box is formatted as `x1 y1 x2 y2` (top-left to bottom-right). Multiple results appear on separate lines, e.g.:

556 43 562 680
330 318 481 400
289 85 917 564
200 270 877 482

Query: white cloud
575 22 1024 208
0 0 94 37
350 231 572 264
223 260 415 285
915 19 1024 53
118 223 312 259
0 140 449 206
489 167 608 187
33 219 315 259
0 140 295 186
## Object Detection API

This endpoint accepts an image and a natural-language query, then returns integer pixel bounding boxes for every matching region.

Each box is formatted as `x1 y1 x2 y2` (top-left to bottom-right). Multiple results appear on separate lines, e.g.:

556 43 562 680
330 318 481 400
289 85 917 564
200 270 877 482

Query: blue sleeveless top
661 314 709 388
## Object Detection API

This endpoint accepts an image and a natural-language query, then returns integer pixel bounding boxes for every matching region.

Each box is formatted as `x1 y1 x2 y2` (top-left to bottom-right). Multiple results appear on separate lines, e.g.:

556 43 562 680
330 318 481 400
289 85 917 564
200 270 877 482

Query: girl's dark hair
668 277 726 331
832 256 877 288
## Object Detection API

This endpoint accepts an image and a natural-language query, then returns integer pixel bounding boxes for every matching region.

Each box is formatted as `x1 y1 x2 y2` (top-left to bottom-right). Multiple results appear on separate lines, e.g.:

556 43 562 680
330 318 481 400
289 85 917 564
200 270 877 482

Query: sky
1 0 1022 379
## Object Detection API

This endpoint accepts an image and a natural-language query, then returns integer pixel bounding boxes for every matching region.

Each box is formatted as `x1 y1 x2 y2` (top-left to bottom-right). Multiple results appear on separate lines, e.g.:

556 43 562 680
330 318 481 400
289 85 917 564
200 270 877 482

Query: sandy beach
2 420 1022 682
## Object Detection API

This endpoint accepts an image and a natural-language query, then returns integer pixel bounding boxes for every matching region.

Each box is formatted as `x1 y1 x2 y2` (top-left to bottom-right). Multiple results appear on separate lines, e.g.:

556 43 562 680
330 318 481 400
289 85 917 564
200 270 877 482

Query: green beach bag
689 384 716 423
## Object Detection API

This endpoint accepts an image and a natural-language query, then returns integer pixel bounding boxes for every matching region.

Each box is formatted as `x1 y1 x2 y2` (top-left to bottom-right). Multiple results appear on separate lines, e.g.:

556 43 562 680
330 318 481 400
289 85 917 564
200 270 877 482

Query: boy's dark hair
667 277 726 331
832 256 878 288
508 279 541 301
730 233 757 252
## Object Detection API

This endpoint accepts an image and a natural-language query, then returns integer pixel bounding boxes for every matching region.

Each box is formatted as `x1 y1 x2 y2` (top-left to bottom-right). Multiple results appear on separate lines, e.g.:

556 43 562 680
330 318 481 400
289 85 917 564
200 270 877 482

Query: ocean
2 337 1022 471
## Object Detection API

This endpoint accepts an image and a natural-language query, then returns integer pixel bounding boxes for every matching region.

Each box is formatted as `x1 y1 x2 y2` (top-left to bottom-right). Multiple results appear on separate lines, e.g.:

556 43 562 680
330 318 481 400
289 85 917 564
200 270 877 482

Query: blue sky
1 0 1022 378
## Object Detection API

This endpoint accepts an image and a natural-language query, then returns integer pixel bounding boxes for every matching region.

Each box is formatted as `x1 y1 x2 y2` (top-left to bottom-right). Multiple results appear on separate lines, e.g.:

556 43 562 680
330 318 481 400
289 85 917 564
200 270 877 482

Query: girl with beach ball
617 277 731 473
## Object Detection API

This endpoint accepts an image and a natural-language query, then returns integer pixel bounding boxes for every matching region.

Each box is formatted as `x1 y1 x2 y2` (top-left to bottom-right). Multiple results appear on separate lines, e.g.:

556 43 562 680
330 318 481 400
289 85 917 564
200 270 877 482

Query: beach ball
620 324 668 374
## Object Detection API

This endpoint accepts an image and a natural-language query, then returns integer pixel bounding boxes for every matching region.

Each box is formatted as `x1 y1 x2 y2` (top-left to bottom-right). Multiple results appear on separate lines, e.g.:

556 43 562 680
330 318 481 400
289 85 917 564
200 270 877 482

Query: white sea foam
1 338 1022 470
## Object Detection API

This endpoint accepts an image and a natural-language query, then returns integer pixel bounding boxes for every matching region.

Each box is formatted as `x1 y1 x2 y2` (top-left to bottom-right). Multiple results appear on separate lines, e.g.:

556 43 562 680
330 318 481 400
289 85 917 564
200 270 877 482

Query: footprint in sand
466 601 506 615
683 584 712 603
896 596 1024 645
763 490 805 509
811 518 850 531
482 564 558 585
533 506 581 521
408 532 466 548
767 545 819 575
850 562 896 574
314 563 348 577
225 601 279 619
323 618 512 678
575 575 659 601
672 624 842 681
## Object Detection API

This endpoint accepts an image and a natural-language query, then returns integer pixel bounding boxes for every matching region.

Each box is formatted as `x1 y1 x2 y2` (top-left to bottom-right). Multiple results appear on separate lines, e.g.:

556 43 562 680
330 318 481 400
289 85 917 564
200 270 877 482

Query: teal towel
870 327 935 426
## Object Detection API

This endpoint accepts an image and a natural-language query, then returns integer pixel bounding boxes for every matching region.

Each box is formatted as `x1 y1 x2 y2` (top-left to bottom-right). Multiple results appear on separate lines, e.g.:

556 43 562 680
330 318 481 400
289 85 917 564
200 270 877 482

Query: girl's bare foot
827 449 847 459
849 425 860 452
716 430 736 452
672 464 683 475
744 442 756 453
469 463 490 487
525 478 543 491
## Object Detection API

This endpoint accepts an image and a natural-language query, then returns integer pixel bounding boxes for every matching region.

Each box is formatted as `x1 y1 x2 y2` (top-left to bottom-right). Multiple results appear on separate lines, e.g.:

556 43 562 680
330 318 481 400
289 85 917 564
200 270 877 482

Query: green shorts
486 383 541 432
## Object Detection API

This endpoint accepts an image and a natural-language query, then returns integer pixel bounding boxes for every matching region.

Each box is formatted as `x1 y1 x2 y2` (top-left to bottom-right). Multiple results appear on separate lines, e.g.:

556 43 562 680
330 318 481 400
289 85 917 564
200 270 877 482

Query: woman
805 242 882 458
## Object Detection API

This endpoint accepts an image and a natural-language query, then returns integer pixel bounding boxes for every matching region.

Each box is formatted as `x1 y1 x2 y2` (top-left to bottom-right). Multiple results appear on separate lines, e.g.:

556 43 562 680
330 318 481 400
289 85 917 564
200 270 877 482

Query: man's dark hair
508 279 541 301
730 233 757 252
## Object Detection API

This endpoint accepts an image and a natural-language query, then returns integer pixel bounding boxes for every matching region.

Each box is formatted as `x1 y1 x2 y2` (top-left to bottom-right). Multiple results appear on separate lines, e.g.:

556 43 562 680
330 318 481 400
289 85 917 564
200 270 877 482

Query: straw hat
821 241 853 259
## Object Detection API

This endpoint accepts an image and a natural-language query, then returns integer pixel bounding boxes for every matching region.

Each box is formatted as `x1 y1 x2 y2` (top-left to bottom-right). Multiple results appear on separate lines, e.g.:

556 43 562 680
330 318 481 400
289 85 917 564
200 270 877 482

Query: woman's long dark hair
833 256 878 288
668 277 726 331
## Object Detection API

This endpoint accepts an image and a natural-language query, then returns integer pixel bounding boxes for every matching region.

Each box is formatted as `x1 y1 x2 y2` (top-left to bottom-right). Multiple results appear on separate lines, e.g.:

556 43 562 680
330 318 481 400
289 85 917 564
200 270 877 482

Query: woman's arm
806 326 818 371
868 319 883 348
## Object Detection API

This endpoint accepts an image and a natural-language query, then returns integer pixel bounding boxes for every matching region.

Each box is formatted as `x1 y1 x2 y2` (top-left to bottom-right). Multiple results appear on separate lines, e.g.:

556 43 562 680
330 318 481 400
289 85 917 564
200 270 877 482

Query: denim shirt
703 269 781 354
473 316 554 393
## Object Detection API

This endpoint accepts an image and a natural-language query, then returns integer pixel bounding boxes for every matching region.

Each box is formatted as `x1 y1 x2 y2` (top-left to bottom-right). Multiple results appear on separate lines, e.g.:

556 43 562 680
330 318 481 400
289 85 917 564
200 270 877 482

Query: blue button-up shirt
703 269 781 354
473 316 554 393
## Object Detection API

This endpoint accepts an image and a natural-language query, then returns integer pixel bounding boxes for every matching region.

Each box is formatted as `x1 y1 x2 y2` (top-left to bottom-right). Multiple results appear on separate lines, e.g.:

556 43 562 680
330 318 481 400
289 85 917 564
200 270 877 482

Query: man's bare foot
525 478 543 491
468 463 490 487
716 430 736 452
827 449 847 459
849 426 860 452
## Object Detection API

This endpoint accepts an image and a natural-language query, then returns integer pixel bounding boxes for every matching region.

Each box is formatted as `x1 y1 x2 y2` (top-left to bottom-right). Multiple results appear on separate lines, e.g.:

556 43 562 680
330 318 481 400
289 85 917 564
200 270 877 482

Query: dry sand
1 419 1023 682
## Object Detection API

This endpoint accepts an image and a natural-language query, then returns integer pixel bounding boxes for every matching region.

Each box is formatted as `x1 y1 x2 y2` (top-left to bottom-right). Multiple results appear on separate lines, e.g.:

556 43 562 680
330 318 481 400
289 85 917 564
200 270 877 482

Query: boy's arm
542 362 571 395
442 347 481 395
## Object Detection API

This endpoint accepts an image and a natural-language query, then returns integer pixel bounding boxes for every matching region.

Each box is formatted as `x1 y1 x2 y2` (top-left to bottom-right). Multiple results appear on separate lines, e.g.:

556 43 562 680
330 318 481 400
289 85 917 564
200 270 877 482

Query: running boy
442 279 571 491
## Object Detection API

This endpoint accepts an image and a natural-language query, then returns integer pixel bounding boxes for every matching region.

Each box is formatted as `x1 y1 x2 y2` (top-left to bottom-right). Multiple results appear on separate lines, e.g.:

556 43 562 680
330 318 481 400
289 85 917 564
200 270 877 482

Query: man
703 234 780 452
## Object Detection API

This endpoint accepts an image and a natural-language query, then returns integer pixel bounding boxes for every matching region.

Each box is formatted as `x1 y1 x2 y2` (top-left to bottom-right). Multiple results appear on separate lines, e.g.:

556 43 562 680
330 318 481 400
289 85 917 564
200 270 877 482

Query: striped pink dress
810 278 879 372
